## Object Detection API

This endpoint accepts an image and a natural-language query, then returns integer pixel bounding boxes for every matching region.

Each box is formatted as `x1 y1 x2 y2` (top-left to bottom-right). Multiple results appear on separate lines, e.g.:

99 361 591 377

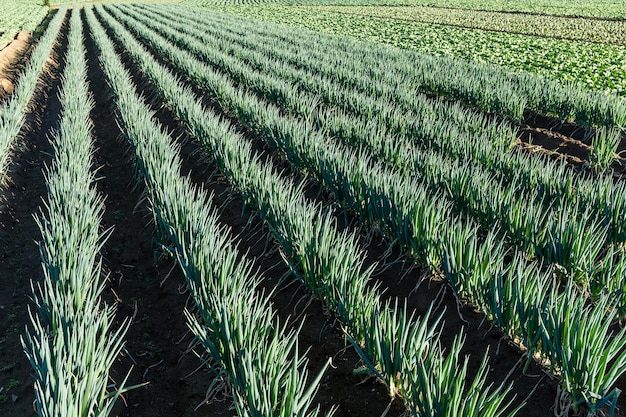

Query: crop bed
1 3 626 417
301 5 626 45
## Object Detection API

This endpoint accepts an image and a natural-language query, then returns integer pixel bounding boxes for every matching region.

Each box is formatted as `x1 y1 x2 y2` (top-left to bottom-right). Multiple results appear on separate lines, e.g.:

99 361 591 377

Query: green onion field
1 1 626 416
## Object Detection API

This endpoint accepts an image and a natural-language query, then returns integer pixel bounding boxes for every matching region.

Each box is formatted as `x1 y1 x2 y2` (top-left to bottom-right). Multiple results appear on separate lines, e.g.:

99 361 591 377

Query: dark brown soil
517 124 589 166
0 11 69 417
518 112 626 174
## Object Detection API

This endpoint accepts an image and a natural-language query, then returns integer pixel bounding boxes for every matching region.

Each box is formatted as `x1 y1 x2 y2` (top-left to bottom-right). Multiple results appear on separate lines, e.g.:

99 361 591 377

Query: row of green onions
22 5 131 416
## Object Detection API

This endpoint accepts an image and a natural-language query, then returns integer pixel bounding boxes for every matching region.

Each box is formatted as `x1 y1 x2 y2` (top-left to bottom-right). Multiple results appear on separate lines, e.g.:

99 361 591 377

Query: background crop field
199 3 626 94
184 0 626 19
0 0 48 48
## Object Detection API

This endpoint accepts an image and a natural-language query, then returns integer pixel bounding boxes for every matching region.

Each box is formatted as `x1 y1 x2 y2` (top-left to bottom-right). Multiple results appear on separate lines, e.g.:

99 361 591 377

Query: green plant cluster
208 4 626 94
10 0 626 414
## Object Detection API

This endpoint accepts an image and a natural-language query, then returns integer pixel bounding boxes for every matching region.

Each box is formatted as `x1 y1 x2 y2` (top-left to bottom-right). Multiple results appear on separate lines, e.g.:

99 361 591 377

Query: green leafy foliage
298 6 626 46
0 0 48 47
183 0 626 20
209 4 626 95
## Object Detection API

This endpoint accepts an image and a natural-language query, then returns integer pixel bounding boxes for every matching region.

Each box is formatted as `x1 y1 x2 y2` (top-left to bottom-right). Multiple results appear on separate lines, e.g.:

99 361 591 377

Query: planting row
8 3 625 416
22 6 129 416
150 3 625 193
172 4 626 130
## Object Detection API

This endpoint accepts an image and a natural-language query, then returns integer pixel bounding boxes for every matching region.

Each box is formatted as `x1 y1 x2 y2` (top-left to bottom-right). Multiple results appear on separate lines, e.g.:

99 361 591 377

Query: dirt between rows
517 115 626 176
517 124 590 166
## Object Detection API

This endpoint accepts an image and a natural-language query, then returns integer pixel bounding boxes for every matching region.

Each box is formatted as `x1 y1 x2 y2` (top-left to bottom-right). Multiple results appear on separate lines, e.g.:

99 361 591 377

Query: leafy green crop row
126 0 626 297
183 7 626 130
47 0 174 5
312 5 626 45
13 2 623 415
183 0 626 20
208 5 626 94
22 6 131 417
